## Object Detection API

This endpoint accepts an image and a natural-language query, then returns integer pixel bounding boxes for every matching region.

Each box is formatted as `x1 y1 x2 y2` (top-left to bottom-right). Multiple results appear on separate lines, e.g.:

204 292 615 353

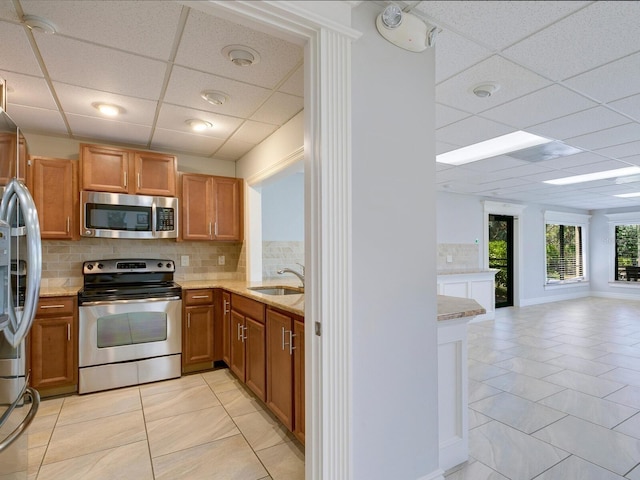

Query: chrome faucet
277 264 305 288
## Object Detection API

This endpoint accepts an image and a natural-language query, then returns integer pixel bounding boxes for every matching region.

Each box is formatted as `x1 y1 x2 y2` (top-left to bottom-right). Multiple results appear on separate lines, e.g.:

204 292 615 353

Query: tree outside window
546 223 584 282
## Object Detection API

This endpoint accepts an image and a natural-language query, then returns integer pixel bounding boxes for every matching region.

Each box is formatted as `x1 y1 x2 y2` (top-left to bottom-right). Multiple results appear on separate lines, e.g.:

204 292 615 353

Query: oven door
78 297 181 368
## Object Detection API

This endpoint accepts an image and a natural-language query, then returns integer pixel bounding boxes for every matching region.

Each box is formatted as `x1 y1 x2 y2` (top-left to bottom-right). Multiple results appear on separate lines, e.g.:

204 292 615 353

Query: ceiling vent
507 140 582 163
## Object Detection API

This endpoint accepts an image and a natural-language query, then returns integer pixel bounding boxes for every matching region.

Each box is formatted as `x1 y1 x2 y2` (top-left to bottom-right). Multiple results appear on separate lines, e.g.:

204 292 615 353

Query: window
614 224 640 281
544 211 590 285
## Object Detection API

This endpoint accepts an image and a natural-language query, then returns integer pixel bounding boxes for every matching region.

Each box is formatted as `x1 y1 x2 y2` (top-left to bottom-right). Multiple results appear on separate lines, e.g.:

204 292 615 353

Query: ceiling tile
5 104 67 135
543 151 611 170
460 155 528 173
436 55 551 114
566 123 640 151
66 113 151 147
480 84 597 129
432 29 492 83
609 94 640 122
54 82 157 125
155 104 243 139
214 139 255 161
437 115 514 147
176 9 303 90
528 106 631 141
435 103 470 129
562 159 636 175
20 0 183 60
151 128 225 157
595 141 640 161
436 141 461 154
503 2 640 81
616 154 640 167
164 66 271 118
231 121 278 145
250 92 303 126
0 21 42 76
0 2 20 21
278 64 304 97
0 70 56 109
417 1 589 50
36 35 167 99
564 52 640 103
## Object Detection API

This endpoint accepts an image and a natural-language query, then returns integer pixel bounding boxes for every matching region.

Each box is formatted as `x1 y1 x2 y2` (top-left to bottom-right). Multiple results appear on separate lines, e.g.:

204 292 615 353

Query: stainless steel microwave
80 191 178 239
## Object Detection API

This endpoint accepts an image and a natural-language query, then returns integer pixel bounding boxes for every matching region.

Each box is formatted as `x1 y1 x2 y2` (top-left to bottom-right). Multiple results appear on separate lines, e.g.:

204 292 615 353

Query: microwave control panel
156 207 175 231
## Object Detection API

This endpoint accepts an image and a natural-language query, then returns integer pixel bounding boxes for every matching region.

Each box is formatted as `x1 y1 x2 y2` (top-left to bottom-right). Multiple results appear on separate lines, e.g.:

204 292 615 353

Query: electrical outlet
180 255 189 267
218 255 225 265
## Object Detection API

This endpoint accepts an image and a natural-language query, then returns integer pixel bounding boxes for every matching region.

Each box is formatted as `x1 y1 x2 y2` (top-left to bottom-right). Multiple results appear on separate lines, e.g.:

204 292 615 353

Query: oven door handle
79 296 182 307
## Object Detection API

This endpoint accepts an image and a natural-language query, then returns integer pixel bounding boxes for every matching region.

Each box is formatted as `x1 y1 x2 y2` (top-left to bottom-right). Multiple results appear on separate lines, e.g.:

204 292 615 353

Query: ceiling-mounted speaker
376 4 440 52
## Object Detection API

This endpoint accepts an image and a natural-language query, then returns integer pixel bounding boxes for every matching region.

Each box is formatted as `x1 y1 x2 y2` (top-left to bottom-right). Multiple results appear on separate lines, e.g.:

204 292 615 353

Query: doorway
489 214 514 308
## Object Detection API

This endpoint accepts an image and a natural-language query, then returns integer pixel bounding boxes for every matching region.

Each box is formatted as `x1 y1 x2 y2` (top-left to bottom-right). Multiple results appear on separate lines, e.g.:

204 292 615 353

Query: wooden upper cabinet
133 151 177 196
0 131 27 185
80 144 129 193
213 176 243 241
28 156 78 240
80 143 177 196
181 173 243 241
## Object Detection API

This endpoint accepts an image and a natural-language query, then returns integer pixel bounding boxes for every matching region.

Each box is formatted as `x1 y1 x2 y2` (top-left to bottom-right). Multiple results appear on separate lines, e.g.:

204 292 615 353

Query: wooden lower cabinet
293 319 305 444
221 291 231 365
29 296 78 396
229 294 266 402
182 289 215 371
266 308 295 430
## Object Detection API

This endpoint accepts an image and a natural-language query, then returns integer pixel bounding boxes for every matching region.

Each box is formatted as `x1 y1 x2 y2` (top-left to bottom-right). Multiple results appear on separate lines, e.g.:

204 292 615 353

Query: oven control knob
166 262 171 269
86 264 93 270
157 262 163 268
97 263 104 270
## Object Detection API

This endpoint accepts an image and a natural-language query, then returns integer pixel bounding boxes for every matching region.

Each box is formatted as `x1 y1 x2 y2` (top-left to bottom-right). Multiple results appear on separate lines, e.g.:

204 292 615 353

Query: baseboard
519 291 589 306
417 468 445 480
590 290 640 301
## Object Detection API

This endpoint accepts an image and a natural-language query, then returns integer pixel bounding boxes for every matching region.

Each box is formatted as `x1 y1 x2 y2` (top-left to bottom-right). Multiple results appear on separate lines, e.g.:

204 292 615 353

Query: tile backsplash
437 243 480 272
41 238 244 288
262 241 304 279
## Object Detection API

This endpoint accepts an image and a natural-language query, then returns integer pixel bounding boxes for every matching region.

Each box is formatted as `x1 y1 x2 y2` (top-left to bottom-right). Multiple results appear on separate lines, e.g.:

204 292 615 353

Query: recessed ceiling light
544 166 640 185
221 45 261 67
22 15 56 34
472 82 500 98
93 103 122 117
186 119 212 132
200 90 228 106
436 131 552 166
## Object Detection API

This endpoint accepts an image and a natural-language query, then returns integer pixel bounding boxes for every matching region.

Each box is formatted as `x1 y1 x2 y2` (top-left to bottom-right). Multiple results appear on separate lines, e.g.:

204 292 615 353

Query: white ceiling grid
1 1 640 210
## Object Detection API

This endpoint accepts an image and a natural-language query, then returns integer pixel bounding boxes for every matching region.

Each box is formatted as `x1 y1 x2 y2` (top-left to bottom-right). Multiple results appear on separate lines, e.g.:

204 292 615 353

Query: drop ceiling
1 1 640 210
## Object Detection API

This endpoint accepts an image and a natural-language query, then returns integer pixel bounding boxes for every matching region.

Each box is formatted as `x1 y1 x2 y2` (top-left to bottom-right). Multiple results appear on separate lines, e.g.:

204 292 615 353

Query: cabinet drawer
36 297 75 317
184 289 214 306
231 293 265 322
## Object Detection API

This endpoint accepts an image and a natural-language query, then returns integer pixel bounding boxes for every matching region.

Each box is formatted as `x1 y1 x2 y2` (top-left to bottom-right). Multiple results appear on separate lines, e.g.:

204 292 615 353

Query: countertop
437 269 499 276
40 284 485 321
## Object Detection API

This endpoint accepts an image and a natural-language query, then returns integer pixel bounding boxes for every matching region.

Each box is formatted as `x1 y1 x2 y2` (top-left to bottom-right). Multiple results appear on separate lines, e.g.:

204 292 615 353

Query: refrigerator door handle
0 178 42 347
0 385 40 454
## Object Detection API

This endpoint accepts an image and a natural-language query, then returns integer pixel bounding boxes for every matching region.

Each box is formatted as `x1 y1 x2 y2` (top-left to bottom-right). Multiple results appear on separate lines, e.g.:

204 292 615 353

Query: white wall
351 3 439 478
437 190 591 305
261 172 304 241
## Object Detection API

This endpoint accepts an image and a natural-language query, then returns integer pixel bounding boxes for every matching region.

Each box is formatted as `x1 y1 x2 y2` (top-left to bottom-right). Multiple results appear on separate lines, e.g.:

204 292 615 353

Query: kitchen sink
248 286 304 295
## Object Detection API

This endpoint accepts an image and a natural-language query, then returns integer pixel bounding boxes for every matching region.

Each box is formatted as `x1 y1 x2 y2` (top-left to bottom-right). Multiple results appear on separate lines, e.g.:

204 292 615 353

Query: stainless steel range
78 259 182 394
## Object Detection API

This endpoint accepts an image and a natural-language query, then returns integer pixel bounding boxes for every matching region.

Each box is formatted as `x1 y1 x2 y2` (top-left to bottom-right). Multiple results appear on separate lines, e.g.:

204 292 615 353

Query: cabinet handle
208 222 212 238
289 331 296 356
214 222 218 236
187 312 191 328
67 324 70 342
242 325 248 341
223 300 230 314
39 304 65 309
237 323 242 341
123 171 127 188
190 295 210 299
281 326 286 351
137 173 141 189
66 217 70 233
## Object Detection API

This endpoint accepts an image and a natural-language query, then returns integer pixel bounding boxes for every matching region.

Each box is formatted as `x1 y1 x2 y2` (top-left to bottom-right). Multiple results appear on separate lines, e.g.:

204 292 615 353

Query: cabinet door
293 319 305 444
213 177 242 241
183 305 214 366
80 144 130 193
30 157 77 239
266 309 293 430
0 133 26 185
182 174 213 240
134 151 176 197
245 317 266 402
229 310 246 381
31 316 76 389
222 291 231 365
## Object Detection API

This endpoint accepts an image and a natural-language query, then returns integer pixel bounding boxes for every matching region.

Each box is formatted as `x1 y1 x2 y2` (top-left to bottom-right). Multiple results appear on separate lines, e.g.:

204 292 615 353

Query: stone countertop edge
437 295 485 322
437 269 499 275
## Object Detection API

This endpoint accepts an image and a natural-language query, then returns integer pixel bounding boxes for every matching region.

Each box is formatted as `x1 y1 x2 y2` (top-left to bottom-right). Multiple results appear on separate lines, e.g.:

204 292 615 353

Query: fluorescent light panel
544 166 640 185
615 192 640 198
436 130 552 166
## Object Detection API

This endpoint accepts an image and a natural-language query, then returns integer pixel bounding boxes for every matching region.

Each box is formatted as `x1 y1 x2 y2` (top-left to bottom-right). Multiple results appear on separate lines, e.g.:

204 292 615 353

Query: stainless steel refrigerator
0 104 43 477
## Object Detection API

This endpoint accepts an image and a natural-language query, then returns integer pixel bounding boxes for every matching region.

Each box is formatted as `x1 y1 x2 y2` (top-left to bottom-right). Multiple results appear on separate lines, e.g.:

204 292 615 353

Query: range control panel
82 259 175 275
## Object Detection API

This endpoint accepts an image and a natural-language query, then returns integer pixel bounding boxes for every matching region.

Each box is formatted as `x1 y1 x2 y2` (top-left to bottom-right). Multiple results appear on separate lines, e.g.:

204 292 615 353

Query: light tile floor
27 369 304 480
447 297 640 480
